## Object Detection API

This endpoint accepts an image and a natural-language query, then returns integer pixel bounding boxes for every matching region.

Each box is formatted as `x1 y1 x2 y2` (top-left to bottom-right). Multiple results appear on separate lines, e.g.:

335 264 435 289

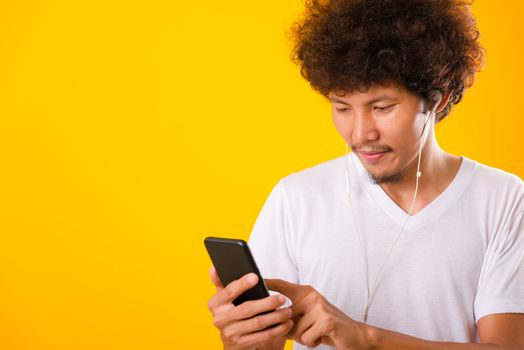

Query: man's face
330 84 427 184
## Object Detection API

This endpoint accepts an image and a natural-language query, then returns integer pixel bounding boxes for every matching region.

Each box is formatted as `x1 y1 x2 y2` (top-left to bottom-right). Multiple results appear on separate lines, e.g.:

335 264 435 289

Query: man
207 0 524 349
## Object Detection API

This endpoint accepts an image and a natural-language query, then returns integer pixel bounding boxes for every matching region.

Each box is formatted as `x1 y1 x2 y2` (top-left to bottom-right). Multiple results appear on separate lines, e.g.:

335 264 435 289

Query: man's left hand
266 279 368 350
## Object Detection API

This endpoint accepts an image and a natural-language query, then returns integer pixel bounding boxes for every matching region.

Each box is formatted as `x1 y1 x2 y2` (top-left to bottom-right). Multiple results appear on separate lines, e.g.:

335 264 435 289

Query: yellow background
0 1 522 349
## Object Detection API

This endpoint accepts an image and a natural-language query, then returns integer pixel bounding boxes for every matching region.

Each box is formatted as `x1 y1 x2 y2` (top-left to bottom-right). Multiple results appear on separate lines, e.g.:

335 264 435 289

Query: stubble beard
367 170 404 185
367 161 405 185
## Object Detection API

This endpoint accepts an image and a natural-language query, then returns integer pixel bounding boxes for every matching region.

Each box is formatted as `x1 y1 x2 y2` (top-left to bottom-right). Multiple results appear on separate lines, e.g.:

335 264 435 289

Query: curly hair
290 0 485 122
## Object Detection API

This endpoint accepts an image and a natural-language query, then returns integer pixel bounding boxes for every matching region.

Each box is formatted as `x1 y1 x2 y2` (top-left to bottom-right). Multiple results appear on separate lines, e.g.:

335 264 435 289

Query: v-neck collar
349 151 477 232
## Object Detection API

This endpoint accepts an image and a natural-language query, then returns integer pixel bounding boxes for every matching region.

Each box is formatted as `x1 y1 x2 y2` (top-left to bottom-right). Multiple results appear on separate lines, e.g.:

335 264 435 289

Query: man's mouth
358 150 390 162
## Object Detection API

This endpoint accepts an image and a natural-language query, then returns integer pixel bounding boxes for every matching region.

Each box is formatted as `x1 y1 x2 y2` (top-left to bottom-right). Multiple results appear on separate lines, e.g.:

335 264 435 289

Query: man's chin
356 152 403 185
367 170 404 185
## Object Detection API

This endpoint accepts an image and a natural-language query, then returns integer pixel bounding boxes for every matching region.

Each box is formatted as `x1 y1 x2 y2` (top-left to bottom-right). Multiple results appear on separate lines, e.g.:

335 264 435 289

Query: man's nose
352 111 379 144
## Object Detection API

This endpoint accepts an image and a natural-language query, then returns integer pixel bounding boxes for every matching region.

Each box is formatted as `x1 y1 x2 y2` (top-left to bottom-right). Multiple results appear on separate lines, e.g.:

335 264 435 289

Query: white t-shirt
248 153 524 349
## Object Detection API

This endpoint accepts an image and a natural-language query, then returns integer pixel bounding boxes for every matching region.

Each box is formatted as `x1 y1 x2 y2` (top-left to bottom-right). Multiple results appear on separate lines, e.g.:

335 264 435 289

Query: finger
209 266 223 291
226 307 293 338
287 306 316 341
211 294 285 330
229 295 286 321
233 319 294 348
300 323 325 349
289 295 309 317
216 273 259 305
265 279 304 302
289 289 321 317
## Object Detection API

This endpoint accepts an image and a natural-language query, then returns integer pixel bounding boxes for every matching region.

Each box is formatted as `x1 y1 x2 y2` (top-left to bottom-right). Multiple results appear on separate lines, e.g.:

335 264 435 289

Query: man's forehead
329 85 404 104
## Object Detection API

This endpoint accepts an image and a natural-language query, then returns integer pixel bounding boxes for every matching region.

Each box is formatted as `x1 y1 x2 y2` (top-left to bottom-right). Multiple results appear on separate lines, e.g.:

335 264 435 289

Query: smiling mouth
359 150 390 162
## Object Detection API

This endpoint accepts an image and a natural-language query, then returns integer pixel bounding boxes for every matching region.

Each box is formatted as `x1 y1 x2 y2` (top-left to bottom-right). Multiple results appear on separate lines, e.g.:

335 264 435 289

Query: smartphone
204 236 270 306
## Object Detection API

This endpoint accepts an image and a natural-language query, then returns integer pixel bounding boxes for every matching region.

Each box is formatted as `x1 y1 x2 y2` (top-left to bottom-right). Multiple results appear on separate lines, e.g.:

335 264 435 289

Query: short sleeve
248 180 298 284
474 209 524 323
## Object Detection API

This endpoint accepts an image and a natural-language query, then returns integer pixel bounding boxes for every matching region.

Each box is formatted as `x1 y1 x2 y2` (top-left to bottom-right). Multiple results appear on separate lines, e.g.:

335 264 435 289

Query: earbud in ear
420 90 442 138
428 90 442 104
428 90 442 110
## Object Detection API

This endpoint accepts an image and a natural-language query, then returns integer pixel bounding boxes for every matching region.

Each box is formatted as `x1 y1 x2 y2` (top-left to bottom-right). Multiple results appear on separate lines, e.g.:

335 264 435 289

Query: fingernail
278 295 286 304
246 273 257 284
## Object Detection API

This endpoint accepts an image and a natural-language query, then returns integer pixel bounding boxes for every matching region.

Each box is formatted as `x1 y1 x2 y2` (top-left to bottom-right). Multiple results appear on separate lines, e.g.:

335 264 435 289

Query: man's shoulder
279 154 345 193
467 157 524 202
469 157 523 188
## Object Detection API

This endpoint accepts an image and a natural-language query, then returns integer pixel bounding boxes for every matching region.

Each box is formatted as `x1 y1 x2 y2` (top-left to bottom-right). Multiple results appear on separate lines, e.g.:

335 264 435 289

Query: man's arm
266 279 524 350
363 313 524 350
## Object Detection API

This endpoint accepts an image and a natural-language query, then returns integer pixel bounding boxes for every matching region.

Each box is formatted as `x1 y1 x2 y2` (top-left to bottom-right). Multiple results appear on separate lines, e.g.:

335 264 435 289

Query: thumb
265 278 304 302
209 266 223 291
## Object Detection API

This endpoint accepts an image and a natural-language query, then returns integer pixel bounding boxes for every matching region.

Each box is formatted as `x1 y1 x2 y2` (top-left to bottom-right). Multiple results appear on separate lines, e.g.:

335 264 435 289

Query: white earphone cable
345 144 370 306
345 93 441 323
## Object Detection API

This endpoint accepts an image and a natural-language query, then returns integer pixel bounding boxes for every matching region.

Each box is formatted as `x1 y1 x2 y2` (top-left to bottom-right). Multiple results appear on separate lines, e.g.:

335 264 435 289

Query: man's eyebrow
329 95 398 105
329 97 350 105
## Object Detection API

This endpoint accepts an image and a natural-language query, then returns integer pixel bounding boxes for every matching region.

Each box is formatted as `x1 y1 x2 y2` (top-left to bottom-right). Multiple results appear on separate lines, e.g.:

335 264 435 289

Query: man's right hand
207 267 294 350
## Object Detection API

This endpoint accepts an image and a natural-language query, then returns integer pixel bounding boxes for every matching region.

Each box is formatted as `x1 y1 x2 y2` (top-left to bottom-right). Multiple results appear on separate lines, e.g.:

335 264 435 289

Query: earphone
344 90 443 323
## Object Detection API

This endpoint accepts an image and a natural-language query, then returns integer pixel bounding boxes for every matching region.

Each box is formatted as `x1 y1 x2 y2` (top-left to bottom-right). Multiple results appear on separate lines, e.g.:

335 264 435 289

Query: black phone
204 237 270 306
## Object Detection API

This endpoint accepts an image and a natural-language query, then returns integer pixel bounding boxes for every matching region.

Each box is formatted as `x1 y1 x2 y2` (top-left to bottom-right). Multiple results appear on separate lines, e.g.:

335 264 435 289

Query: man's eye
335 107 350 112
376 105 395 112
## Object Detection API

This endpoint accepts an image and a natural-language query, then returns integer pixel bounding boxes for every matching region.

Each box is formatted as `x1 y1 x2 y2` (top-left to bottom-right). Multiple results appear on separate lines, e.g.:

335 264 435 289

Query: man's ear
435 90 453 114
